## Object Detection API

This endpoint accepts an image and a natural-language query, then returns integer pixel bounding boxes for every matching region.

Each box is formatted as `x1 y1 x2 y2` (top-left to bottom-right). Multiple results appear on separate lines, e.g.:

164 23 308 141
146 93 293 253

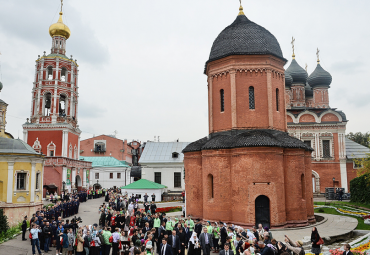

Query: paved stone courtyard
0 197 361 255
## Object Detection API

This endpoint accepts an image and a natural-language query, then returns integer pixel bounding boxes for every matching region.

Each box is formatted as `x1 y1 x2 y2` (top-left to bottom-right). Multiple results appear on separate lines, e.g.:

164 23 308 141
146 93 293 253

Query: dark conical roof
206 14 285 68
285 72 293 88
307 63 332 88
286 59 308 84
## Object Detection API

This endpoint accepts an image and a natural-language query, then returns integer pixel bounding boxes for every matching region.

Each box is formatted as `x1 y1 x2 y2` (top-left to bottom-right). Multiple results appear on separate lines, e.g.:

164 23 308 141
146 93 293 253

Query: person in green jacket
166 218 174 231
153 214 161 228
186 216 195 233
102 227 112 254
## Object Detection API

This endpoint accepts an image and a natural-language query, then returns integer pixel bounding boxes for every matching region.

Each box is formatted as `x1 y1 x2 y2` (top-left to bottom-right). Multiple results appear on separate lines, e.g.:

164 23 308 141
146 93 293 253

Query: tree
0 209 9 234
353 153 370 177
346 132 370 148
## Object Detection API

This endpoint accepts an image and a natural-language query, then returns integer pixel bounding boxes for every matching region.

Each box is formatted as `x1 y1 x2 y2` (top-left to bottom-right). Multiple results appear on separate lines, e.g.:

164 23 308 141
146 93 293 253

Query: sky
0 0 369 143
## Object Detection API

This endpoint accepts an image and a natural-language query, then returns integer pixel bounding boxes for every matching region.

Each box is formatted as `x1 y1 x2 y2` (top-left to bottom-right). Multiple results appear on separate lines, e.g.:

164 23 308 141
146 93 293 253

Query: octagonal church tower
183 5 315 228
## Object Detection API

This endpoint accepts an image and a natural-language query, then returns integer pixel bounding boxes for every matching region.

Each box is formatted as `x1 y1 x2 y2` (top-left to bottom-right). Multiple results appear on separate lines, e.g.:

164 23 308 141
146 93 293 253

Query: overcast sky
0 0 369 143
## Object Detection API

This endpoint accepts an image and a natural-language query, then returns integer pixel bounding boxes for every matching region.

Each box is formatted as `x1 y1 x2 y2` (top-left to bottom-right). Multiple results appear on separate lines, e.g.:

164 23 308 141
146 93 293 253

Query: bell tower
23 6 80 159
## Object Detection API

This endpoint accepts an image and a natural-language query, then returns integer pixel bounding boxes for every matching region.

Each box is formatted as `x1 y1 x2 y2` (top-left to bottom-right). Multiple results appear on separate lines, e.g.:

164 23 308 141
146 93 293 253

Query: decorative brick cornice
210 67 285 79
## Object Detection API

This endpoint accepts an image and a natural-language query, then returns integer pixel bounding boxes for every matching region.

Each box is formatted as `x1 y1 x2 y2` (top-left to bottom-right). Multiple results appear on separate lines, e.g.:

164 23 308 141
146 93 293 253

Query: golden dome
49 12 71 39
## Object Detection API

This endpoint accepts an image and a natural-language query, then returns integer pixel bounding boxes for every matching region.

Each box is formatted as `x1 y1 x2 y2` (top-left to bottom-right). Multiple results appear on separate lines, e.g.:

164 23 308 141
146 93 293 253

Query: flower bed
156 206 182 213
314 205 370 218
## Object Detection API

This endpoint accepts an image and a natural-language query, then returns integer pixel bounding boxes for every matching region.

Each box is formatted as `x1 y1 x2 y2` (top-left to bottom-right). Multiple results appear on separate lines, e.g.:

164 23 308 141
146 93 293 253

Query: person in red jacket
181 191 185 203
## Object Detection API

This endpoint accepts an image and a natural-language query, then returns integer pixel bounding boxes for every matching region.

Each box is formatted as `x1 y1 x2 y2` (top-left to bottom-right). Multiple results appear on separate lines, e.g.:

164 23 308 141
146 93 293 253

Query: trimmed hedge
350 173 370 204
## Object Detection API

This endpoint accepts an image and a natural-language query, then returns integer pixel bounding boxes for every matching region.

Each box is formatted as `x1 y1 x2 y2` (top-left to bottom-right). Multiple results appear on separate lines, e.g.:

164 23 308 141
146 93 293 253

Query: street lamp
332 177 335 188
62 181 66 193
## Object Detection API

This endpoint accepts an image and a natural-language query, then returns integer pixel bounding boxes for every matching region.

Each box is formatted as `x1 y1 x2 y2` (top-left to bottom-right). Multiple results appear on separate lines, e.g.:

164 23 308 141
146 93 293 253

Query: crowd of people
27 188 354 255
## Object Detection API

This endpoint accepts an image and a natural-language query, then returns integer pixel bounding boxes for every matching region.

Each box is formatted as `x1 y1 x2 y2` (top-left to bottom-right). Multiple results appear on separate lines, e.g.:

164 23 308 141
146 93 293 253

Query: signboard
66 169 71 185
86 170 89 183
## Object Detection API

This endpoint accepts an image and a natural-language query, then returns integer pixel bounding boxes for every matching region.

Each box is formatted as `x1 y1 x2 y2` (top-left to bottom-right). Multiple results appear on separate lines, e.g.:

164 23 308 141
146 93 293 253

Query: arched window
74 145 78 160
301 174 306 199
220 89 224 112
59 94 67 117
47 141 56 157
44 92 51 116
249 86 255 109
47 66 53 80
276 88 279 111
208 174 214 199
61 67 67 81
32 138 42 154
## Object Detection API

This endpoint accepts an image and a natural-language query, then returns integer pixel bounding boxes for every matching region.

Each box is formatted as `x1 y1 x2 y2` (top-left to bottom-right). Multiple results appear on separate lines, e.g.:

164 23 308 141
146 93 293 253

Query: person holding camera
30 223 43 255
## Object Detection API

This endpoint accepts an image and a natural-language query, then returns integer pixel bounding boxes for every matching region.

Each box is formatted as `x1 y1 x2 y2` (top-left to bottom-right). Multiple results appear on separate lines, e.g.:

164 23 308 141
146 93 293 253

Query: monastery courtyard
0 197 361 255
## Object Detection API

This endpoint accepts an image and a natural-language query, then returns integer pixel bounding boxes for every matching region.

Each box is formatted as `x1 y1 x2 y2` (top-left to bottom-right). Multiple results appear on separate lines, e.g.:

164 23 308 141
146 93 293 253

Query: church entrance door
255 195 270 228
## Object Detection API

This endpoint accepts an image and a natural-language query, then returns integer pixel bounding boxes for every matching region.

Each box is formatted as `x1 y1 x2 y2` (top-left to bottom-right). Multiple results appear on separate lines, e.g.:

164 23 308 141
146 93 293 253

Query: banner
66 169 71 185
86 170 89 183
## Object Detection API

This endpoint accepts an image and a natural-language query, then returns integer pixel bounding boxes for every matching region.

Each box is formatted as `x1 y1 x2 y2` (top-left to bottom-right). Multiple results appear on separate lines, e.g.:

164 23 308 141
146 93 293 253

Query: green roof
80 156 130 168
120 179 166 189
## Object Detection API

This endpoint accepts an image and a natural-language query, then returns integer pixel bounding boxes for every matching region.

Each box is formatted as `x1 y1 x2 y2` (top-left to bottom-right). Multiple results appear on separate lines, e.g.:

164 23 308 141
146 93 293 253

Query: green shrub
318 208 325 213
350 173 370 204
0 209 9 235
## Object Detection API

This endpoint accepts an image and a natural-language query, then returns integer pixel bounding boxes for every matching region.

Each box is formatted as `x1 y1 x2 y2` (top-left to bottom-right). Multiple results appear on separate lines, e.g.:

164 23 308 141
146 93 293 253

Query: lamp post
62 181 66 193
332 177 335 188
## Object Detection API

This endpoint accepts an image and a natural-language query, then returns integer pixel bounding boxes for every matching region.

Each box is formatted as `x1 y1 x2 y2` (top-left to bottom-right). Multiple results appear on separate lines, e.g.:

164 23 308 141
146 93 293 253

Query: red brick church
183 5 315 228
22 9 91 196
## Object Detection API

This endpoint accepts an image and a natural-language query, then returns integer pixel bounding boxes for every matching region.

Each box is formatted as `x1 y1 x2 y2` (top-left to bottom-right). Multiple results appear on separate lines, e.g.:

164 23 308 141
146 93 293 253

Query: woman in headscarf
188 232 201 255
125 211 131 231
311 227 321 255
246 229 255 242
264 227 272 241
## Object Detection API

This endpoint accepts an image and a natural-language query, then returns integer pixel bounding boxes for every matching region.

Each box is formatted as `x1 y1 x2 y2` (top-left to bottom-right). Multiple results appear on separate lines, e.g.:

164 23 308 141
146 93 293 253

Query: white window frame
14 170 29 191
353 161 363 169
320 133 334 159
47 141 56 157
35 171 41 191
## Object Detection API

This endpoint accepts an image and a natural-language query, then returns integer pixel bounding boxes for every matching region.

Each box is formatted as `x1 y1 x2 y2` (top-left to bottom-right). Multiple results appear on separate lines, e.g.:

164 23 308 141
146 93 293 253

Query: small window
208 174 214 199
174 172 181 188
95 173 99 179
17 173 27 190
353 161 363 169
249 86 255 109
276 88 279 111
304 140 311 148
50 150 54 156
323 140 331 158
155 172 161 184
109 173 113 179
172 152 179 158
36 173 40 190
117 173 121 179
220 89 224 112
95 142 106 152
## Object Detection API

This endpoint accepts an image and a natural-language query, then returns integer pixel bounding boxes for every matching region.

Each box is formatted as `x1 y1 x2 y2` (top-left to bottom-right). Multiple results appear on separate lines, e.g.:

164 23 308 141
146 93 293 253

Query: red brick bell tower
183 4 314 228
23 5 91 196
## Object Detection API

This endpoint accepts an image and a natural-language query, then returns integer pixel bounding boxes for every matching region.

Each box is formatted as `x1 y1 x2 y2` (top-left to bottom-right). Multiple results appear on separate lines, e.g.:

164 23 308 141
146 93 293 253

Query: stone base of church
0 202 43 226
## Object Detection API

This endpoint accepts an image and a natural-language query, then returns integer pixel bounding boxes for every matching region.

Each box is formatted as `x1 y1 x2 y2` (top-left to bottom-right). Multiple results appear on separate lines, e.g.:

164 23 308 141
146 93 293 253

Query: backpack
299 247 305 255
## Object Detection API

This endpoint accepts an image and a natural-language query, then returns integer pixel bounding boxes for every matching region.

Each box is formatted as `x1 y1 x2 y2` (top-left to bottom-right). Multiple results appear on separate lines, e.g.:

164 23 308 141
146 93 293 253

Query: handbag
109 236 113 243
60 237 63 246
29 233 32 239
316 238 324 245
90 240 96 247
118 241 122 250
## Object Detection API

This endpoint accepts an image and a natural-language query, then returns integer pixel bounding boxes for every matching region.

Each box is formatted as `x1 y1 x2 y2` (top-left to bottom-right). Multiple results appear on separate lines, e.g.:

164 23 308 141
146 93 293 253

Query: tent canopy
120 179 166 189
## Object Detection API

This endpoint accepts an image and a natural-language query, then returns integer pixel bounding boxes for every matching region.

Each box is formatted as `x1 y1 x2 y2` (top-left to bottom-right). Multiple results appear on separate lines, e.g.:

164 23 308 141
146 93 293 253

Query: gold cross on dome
61 0 63 12
305 63 308 73
291 37 295 57
316 48 320 63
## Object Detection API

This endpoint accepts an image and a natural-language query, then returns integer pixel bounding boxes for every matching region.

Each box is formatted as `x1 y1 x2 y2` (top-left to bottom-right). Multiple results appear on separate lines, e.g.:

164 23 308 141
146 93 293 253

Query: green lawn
314 201 370 210
314 208 370 230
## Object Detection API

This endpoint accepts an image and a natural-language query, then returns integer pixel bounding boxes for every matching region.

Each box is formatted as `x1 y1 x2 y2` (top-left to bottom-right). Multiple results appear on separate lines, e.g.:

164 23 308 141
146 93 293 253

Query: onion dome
206 6 285 68
285 59 308 84
0 81 3 92
285 72 293 88
307 63 332 88
49 12 71 39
